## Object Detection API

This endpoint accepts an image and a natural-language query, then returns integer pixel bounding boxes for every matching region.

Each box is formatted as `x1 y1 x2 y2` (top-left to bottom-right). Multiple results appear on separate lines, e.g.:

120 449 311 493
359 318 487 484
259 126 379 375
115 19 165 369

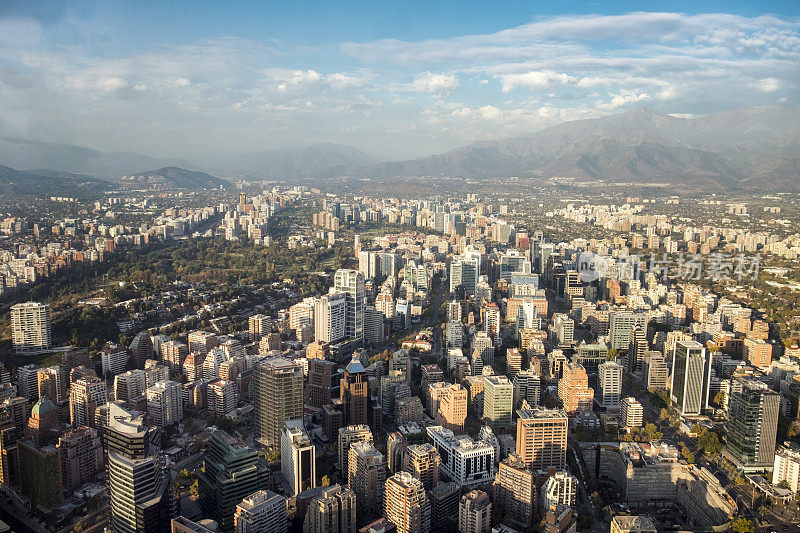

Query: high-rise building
57 426 103 492
114 369 147 404
539 471 577 512
385 471 431 533
483 376 513 428
513 370 540 408
458 490 491 533
207 378 237 415
100 343 130 377
281 420 316 496
626 326 648 373
249 314 273 340
18 439 63 511
69 377 107 428
403 443 440 491
188 331 217 355
315 293 347 344
160 340 188 371
11 302 51 354
234 489 288 533
483 304 501 345
435 383 468 434
348 441 386 521
426 426 495 488
551 313 574 346
620 397 644 429
303 484 357 533
493 454 536 530
557 363 594 414
199 430 269 530
641 351 669 390
146 380 183 428
338 424 373 475
609 312 648 351
450 253 480 298
724 378 780 471
17 364 39 400
341 354 368 426
772 442 800 493
670 340 709 416
129 331 154 369
429 481 460 531
37 366 66 402
515 407 568 470
597 361 623 410
609 516 658 533
104 405 176 532
254 357 304 448
334 269 366 342
308 359 339 407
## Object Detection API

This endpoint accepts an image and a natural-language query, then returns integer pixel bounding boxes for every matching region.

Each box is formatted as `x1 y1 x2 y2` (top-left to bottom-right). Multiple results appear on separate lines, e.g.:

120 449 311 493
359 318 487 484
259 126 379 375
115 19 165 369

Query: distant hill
0 166 113 197
204 143 378 178
359 106 800 191
119 167 230 190
0 137 194 178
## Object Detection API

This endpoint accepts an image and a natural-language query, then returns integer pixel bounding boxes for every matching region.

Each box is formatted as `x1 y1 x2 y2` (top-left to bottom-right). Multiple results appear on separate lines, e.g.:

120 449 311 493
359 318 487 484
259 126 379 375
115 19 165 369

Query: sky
0 0 798 161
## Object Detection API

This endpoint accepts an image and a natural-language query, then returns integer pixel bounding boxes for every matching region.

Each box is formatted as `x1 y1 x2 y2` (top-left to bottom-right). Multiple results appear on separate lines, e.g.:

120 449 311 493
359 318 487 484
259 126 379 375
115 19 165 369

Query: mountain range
0 105 798 192
0 166 114 197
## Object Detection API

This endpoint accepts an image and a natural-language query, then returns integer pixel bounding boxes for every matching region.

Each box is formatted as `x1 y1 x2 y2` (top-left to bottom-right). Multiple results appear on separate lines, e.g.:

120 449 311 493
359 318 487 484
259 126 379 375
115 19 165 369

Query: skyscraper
483 375 514 428
199 430 269 529
493 454 536 530
146 380 183 428
303 484 357 533
234 490 288 533
724 378 780 471
281 419 316 496
254 357 304 448
338 424 373 475
450 254 480 298
597 361 623 410
104 405 176 532
670 340 709 416
11 302 51 354
458 490 492 533
385 471 431 533
340 354 368 426
403 443 440 491
515 407 568 470
334 269 365 342
69 377 107 428
315 293 347 344
348 441 386 521
558 363 594 414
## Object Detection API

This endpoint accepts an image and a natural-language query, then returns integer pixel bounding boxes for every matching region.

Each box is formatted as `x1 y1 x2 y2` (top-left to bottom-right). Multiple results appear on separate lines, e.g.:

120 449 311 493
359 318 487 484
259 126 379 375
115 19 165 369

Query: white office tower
515 300 537 339
483 376 514 428
773 442 800 493
315 293 347 344
446 320 464 348
281 419 316 496
539 471 577 512
551 313 574 346
234 490 288 533
105 406 176 532
146 380 183 428
334 269 366 341
426 425 495 488
11 302 51 354
670 340 710 416
450 254 480 297
597 361 623 410
620 397 643 429
358 250 379 279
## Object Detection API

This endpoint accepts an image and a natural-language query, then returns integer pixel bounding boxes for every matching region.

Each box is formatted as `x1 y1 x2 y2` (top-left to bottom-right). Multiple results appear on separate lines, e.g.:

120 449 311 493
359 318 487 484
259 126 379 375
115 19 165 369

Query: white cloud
498 70 575 92
599 89 652 110
754 77 780 92
408 72 458 93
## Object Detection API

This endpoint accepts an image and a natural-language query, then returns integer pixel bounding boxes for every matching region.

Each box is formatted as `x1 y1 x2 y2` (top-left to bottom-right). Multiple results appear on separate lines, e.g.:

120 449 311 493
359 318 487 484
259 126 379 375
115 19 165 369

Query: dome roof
32 397 57 416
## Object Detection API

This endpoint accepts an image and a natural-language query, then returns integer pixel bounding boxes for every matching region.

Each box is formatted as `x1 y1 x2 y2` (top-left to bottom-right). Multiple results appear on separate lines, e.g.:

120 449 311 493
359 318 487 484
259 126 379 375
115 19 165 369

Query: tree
189 479 200 499
659 408 669 420
777 480 791 490
690 423 704 436
731 517 754 533
321 475 331 487
713 391 726 407
698 431 722 455
681 446 695 464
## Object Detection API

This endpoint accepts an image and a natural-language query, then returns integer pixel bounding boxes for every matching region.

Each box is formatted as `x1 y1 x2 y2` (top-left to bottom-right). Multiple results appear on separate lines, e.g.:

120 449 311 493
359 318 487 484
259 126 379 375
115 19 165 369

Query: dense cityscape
1 2 799 533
